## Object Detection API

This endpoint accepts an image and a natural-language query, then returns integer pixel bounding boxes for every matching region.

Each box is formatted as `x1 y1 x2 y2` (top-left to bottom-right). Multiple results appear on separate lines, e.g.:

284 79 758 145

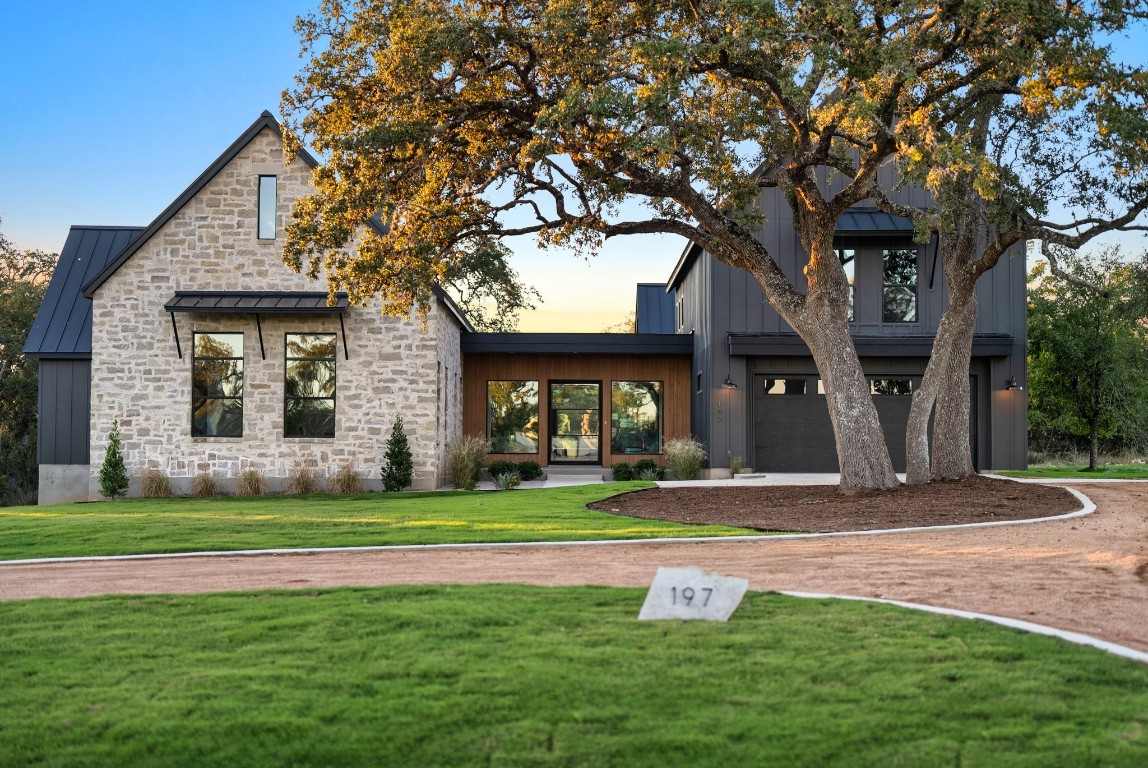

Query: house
24 113 1026 504
24 112 471 502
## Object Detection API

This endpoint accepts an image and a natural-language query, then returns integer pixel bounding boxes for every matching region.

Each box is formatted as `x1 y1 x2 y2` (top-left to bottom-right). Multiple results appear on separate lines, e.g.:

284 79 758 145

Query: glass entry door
549 382 600 464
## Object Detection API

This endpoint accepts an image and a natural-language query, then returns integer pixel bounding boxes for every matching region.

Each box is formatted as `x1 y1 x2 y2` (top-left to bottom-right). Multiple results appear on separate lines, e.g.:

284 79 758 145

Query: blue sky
2 4 1144 331
0 1 676 331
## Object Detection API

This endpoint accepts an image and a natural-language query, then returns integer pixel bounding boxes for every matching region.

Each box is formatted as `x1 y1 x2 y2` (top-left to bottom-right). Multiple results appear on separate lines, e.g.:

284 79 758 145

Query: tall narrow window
883 248 918 322
487 380 539 453
285 333 336 437
611 381 663 454
837 248 856 321
192 332 244 437
258 175 277 240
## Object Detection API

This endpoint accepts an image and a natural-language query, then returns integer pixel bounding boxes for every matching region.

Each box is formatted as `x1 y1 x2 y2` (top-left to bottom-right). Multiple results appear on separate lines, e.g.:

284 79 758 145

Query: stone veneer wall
87 126 464 497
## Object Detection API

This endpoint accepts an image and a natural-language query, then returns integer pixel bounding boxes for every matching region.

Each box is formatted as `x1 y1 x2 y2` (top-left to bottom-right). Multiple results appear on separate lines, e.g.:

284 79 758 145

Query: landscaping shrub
190 472 220 498
492 471 522 490
98 420 129 499
664 437 707 480
332 464 365 494
634 458 659 478
728 454 744 477
287 461 322 495
447 436 487 490
381 416 414 492
488 460 517 478
234 468 266 497
516 460 542 481
139 468 173 498
636 468 661 481
612 462 634 481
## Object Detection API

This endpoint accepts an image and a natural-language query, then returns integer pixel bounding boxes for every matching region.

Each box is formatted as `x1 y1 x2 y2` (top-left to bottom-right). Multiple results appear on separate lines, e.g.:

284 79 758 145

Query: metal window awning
834 209 915 234
165 291 349 360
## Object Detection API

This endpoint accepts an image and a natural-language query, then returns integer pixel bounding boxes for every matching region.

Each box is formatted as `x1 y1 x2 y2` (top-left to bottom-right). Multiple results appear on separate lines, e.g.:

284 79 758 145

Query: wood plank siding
462 353 692 467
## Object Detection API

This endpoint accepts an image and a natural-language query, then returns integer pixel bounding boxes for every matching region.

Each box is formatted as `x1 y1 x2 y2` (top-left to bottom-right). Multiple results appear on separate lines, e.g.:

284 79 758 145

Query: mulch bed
587 476 1082 533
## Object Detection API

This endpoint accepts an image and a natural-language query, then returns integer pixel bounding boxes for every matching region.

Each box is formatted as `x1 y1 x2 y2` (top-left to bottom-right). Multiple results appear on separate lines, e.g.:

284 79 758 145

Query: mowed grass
2 586 1146 767
0 483 761 561
999 465 1148 480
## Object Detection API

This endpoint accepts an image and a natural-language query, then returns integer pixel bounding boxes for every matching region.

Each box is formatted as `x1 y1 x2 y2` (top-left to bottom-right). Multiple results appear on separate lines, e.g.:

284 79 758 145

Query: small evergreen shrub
332 464 365 494
516 461 542 481
99 420 130 499
492 471 522 490
190 472 220 498
287 461 322 495
139 467 173 498
634 459 659 478
664 437 707 481
488 460 517 478
728 454 744 477
381 416 414 492
234 468 266 497
612 462 634 481
447 436 487 490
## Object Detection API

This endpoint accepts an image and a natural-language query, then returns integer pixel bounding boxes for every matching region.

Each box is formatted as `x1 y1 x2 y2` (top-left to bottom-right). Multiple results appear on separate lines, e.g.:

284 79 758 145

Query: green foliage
487 460 517 478
515 460 542 481
0 483 765 561
664 437 708 481
491 471 521 491
98 420 129 499
633 458 659 477
3 587 1148 767
728 454 744 477
0 220 55 506
381 416 414 491
446 435 487 490
1028 252 1148 468
612 462 634 481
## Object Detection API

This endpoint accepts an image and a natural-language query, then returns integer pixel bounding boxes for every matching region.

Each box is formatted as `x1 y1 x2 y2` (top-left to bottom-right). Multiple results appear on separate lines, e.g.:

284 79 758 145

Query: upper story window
258 176 277 240
285 333 336 438
882 248 918 322
837 248 856 321
192 332 244 437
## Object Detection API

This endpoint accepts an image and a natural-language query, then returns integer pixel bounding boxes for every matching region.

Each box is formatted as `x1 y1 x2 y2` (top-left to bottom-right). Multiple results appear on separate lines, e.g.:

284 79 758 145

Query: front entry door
549 382 601 464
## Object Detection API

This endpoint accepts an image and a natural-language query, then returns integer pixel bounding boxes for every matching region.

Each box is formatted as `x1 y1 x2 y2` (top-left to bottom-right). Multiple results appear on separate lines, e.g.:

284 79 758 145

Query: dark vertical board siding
38 360 91 465
72 360 91 464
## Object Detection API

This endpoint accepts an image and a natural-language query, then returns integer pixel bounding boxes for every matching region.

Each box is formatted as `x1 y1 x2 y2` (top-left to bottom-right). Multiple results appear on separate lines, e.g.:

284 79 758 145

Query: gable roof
81 111 320 298
635 283 675 333
23 226 145 358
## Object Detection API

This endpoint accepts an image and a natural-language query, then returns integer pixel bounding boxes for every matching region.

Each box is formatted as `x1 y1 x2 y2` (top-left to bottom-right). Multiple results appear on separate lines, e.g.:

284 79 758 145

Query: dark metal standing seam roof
635 283 676 333
164 291 350 313
23 226 145 358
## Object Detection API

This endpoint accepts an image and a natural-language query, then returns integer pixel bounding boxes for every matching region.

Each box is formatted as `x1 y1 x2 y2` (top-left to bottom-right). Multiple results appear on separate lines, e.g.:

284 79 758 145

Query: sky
2 4 1145 332
0 1 676 332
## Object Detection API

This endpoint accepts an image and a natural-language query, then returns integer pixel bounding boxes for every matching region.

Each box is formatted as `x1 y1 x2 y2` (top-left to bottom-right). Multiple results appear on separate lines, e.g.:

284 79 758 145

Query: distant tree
1028 253 1148 470
442 240 541 332
0 219 56 505
381 416 414 491
601 312 636 334
99 420 130 499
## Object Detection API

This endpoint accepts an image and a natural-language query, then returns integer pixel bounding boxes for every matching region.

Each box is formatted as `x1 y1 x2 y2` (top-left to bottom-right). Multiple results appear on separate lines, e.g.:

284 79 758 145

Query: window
869 378 913 395
487 380 539 453
611 381 662 454
258 175 277 240
837 248 855 321
192 332 243 437
763 378 808 395
883 248 918 322
285 333 336 437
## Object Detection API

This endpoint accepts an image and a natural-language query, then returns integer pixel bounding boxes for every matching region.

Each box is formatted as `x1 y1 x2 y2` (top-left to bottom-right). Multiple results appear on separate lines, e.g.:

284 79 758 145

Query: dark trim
170 312 183 359
338 313 348 360
82 112 320 297
431 285 475 332
548 380 603 466
24 352 93 360
667 241 703 291
284 331 337 439
486 378 542 456
609 379 665 456
191 331 245 438
255 314 266 359
257 175 277 241
727 333 1016 358
462 332 693 355
164 291 349 314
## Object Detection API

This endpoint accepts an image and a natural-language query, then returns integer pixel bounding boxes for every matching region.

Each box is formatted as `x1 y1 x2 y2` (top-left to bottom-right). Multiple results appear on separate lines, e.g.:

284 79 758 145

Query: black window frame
257 175 277 240
837 248 856 322
284 332 337 439
191 331 244 438
486 379 540 454
882 247 919 323
610 380 664 455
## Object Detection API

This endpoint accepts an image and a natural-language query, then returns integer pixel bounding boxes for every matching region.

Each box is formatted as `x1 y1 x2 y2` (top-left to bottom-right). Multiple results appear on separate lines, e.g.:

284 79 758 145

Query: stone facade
87 126 465 496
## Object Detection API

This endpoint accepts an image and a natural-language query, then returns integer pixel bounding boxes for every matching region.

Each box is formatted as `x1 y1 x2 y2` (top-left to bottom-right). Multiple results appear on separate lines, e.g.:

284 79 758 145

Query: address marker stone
638 566 749 622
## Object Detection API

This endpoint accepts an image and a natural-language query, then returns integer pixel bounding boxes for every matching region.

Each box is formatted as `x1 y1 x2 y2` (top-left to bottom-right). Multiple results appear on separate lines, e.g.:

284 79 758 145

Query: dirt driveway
2 482 1145 652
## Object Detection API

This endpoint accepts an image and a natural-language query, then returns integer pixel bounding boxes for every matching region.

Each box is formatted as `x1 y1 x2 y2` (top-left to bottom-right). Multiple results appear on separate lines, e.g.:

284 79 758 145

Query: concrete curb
0 485 1095 567
781 591 1148 665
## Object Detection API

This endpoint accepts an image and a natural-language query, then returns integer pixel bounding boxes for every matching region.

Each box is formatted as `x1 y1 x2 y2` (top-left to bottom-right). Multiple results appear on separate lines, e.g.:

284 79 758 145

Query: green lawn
0 483 761 561
2 585 1145 767
999 465 1148 480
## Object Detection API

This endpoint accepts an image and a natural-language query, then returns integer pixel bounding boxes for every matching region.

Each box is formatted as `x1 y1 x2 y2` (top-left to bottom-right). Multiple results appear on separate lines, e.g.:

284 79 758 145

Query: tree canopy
283 0 1148 488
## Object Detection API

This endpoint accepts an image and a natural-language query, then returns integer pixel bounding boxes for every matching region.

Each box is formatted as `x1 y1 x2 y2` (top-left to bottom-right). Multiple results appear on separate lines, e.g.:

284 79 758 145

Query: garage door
752 375 927 473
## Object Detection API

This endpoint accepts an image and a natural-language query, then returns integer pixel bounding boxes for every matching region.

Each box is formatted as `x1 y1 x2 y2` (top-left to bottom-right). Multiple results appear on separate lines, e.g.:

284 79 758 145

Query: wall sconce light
722 374 738 389
1005 377 1024 391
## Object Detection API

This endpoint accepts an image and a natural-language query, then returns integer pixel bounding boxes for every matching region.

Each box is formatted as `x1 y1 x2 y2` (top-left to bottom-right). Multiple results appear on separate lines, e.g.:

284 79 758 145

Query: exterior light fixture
723 374 738 389
1005 377 1024 391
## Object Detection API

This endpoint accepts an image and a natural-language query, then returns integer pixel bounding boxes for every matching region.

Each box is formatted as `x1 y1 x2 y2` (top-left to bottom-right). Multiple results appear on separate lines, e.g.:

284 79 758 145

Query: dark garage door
752 375 947 473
